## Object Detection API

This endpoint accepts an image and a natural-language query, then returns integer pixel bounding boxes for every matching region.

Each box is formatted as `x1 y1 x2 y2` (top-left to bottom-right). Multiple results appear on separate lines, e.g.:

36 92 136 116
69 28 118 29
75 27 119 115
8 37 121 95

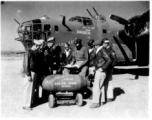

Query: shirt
96 46 103 54
72 46 89 67
89 48 94 54
65 49 70 58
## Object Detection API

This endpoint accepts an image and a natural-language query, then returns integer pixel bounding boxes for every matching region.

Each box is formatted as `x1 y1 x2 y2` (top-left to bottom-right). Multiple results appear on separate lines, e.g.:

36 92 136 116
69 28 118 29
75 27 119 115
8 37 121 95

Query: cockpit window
33 24 42 40
33 24 42 32
26 26 31 31
69 16 93 26
83 19 92 26
69 16 82 22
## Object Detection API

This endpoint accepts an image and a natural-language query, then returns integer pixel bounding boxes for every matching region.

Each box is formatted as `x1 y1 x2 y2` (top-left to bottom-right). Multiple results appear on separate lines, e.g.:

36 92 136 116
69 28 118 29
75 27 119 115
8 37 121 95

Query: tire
48 94 55 108
76 93 83 106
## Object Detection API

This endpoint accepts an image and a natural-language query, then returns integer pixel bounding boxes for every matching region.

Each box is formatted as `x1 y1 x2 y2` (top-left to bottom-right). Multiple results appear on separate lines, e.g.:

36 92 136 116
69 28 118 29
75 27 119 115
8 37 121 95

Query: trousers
89 66 95 75
104 68 114 100
92 70 106 104
23 72 36 108
88 67 105 102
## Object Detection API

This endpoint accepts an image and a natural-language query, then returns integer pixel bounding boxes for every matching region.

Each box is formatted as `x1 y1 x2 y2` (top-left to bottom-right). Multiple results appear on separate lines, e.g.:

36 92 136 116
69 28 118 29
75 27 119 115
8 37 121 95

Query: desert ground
1 56 149 118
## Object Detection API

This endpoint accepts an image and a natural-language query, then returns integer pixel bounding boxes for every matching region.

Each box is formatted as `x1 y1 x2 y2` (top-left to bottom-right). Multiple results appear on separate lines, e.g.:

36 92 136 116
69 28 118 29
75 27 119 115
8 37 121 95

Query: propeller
110 10 149 61
136 10 149 24
109 15 128 25
110 14 134 37
110 10 149 37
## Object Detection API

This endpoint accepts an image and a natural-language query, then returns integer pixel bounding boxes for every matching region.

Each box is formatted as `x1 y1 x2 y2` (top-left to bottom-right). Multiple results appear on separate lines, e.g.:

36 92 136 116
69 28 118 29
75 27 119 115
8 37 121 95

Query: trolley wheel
75 93 83 106
48 94 55 108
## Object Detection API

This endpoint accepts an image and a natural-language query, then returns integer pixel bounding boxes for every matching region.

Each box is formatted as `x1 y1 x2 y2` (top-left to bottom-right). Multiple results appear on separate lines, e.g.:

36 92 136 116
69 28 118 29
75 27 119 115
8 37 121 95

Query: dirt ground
1 56 149 118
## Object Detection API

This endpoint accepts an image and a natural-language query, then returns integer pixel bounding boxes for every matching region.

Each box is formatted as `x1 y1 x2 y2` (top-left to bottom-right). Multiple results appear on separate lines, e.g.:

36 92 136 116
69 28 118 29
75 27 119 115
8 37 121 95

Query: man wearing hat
90 39 111 108
39 39 45 52
43 37 57 75
102 38 118 103
47 37 55 47
23 39 42 110
35 39 46 101
64 38 89 79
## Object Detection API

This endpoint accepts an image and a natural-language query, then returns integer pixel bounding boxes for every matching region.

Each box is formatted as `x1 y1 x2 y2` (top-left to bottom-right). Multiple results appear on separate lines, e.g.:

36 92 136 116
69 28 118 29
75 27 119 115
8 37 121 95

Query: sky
1 0 149 52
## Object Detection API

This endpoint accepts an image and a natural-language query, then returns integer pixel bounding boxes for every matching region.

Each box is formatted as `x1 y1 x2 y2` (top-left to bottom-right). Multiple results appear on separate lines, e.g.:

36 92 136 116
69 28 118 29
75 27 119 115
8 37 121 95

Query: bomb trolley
42 74 91 108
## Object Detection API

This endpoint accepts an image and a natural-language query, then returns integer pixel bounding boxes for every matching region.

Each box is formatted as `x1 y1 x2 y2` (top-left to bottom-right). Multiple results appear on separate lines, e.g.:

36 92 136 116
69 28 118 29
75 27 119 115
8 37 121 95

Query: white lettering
77 30 90 35
54 81 77 86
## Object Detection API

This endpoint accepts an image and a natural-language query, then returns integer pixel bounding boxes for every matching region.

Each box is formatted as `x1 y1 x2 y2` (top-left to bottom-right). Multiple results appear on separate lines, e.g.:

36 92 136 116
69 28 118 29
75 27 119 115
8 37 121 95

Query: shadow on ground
32 67 148 108
113 67 149 76
113 87 125 100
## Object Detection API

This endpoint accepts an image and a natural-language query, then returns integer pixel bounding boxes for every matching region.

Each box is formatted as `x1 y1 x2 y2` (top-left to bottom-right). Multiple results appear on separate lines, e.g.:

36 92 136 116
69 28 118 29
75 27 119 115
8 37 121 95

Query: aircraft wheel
75 93 83 106
48 94 55 108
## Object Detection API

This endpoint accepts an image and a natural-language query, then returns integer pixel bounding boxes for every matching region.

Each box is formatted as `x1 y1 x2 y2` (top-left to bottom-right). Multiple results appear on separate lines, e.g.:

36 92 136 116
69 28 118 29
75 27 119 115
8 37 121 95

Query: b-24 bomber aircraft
14 7 149 67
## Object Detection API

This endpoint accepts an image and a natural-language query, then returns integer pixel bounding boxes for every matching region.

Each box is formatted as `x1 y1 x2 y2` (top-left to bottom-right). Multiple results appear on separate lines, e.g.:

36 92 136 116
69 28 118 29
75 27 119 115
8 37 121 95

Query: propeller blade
138 10 149 23
109 14 128 25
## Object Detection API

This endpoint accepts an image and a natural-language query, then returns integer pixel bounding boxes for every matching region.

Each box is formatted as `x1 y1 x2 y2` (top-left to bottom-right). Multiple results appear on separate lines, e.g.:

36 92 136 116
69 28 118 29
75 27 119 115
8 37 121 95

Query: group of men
23 37 57 110
22 36 117 110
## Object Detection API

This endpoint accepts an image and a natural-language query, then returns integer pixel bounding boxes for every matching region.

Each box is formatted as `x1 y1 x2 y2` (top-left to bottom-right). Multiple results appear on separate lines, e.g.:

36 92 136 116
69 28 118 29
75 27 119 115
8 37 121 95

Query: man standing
102 38 118 103
43 37 56 75
35 39 45 100
23 39 42 110
64 39 89 79
89 40 111 108
36 39 45 77
87 39 96 75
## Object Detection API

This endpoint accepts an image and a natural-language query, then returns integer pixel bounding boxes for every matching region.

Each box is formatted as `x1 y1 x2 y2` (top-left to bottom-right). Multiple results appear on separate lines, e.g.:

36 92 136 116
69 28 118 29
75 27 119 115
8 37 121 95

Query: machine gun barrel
93 7 99 16
86 9 93 18
14 19 20 25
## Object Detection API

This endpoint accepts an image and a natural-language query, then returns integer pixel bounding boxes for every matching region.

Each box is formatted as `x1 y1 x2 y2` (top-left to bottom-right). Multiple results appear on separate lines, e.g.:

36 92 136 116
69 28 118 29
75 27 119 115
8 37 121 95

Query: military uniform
42 37 61 74
88 48 96 75
88 48 96 67
90 40 111 108
64 45 89 79
104 46 118 101
62 48 73 65
23 40 41 109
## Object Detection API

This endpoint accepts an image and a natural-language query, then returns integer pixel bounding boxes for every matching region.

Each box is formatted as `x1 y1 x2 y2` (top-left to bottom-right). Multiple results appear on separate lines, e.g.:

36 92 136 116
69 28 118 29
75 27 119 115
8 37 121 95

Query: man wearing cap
23 39 42 110
36 39 45 71
102 38 118 103
43 37 57 75
39 39 45 52
90 39 111 108
35 39 46 100
64 39 89 79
